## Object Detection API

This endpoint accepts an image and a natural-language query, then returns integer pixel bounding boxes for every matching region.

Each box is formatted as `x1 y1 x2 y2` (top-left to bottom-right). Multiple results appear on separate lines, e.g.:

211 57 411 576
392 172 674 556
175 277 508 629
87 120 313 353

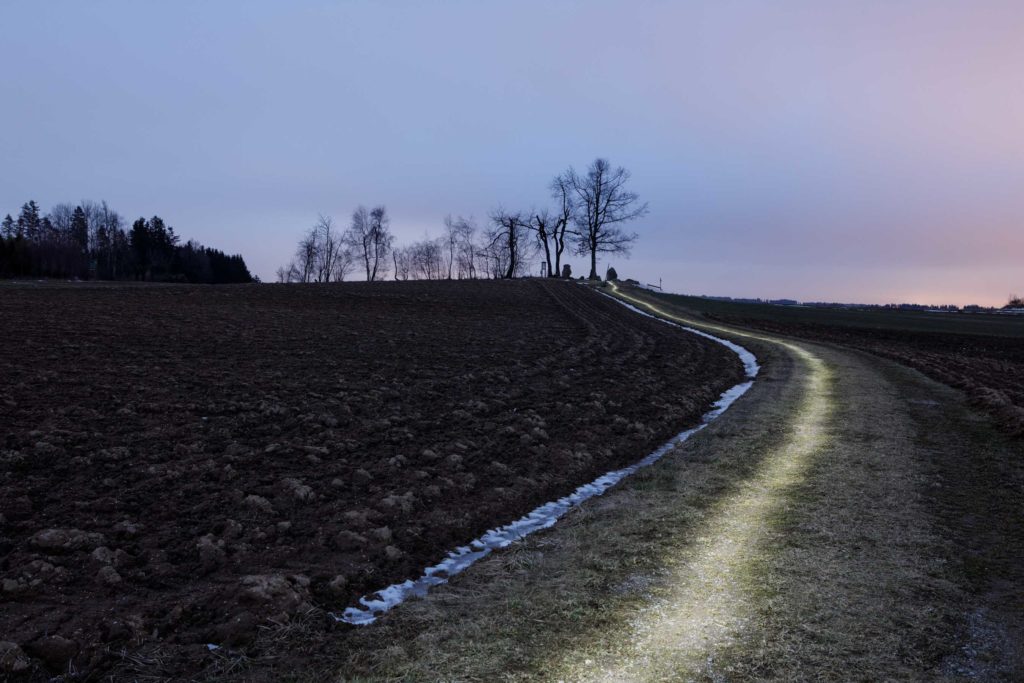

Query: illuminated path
582 283 834 679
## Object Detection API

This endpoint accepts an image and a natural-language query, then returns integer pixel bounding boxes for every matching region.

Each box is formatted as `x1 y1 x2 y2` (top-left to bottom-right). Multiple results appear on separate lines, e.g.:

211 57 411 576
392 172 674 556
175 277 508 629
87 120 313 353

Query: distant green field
646 290 1024 338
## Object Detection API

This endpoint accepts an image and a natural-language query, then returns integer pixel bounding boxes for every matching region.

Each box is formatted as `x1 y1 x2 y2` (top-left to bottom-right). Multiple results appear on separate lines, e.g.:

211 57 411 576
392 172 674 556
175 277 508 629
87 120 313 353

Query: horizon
2 1 1021 306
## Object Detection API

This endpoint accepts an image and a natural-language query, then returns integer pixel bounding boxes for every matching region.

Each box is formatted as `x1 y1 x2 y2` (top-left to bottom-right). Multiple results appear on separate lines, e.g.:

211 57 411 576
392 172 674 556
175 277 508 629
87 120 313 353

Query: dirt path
262 284 1024 682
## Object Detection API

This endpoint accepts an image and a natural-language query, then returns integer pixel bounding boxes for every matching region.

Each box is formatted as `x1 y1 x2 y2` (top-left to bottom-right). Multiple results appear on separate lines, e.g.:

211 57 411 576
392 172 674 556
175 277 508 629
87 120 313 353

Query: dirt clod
238 574 311 617
197 534 227 572
26 635 77 673
243 494 275 515
97 565 122 586
327 574 348 596
334 530 367 550
29 528 105 554
0 641 30 673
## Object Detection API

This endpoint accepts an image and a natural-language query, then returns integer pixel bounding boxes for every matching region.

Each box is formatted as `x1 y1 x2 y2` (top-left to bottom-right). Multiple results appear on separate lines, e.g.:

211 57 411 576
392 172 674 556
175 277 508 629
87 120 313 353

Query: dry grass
710 347 963 680
532 345 833 681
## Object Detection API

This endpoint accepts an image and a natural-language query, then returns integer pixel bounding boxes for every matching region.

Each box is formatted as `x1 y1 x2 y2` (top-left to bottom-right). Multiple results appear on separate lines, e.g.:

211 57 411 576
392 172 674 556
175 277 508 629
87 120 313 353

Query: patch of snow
333 293 758 626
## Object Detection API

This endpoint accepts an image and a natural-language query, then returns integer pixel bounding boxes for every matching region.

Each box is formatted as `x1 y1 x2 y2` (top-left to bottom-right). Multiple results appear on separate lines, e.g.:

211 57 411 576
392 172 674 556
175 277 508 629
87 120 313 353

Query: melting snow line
332 290 759 626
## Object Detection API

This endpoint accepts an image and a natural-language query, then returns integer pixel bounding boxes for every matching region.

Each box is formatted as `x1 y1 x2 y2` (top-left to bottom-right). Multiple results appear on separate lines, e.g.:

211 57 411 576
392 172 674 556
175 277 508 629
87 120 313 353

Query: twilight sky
2 1 1021 305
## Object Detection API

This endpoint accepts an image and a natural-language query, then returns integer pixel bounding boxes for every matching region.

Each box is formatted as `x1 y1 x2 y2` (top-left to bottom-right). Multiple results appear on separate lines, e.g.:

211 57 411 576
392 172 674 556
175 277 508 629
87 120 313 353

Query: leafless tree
548 173 575 277
312 214 352 282
409 237 445 280
48 203 76 239
91 203 125 279
525 210 552 278
484 209 534 279
296 231 318 282
345 205 394 281
444 215 479 279
276 215 352 283
79 200 108 252
477 228 506 279
442 216 458 279
346 206 371 279
567 158 648 279
389 237 453 281
392 245 413 281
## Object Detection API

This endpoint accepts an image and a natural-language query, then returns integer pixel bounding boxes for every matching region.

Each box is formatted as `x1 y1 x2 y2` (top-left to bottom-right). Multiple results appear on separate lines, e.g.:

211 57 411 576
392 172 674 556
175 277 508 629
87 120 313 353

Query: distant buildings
691 293 1004 314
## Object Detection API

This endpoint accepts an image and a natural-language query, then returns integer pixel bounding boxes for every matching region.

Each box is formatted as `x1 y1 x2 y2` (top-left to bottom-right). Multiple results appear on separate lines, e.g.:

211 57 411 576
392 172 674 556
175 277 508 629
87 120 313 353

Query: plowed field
0 279 743 679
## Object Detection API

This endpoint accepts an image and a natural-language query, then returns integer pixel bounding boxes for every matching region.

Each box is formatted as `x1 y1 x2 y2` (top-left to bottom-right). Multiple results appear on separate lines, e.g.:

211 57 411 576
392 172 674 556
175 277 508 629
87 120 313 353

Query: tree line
0 199 253 283
277 157 646 283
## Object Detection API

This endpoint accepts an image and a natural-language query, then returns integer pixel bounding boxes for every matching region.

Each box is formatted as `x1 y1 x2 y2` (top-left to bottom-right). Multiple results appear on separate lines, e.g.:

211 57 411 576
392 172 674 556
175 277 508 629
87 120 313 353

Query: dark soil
0 279 743 680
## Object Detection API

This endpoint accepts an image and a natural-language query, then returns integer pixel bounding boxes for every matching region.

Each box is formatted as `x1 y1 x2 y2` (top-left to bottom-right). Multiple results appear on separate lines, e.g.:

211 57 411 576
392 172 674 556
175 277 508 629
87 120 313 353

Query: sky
1 0 1021 305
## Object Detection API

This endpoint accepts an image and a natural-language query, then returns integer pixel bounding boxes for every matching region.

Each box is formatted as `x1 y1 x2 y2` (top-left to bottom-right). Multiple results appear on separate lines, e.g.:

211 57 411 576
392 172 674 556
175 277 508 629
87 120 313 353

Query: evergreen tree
71 206 89 253
1 214 14 238
130 217 151 279
17 201 41 240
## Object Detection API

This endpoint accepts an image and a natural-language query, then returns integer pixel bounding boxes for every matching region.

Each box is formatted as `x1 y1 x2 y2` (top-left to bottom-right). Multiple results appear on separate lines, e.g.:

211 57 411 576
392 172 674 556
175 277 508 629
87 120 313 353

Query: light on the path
570 284 834 680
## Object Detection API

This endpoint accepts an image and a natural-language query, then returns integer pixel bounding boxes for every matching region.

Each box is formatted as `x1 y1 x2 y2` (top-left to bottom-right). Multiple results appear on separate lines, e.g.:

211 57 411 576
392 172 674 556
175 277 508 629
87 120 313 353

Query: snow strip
333 294 759 626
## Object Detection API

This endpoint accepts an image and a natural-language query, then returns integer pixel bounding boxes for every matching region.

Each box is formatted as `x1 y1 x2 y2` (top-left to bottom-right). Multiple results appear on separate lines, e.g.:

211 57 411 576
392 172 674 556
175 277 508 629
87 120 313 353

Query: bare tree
312 215 335 283
48 203 76 239
477 226 507 279
369 206 393 280
79 200 107 252
548 173 575 277
345 205 393 281
392 245 413 281
443 215 458 279
346 206 371 280
526 209 561 278
277 215 352 283
311 214 352 282
485 209 534 279
442 215 479 279
389 237 454 281
93 202 125 279
296 231 318 283
567 158 648 280
408 237 444 280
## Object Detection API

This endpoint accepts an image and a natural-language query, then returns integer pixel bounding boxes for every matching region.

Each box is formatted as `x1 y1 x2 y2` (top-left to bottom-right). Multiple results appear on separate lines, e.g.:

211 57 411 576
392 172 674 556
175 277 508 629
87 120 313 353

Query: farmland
0 279 743 679
645 290 1024 435
319 284 1021 682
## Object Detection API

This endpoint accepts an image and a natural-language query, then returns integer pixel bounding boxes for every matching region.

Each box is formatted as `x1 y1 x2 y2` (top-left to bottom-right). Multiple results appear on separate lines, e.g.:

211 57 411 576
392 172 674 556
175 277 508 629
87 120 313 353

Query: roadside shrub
561 264 572 279
606 266 618 281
